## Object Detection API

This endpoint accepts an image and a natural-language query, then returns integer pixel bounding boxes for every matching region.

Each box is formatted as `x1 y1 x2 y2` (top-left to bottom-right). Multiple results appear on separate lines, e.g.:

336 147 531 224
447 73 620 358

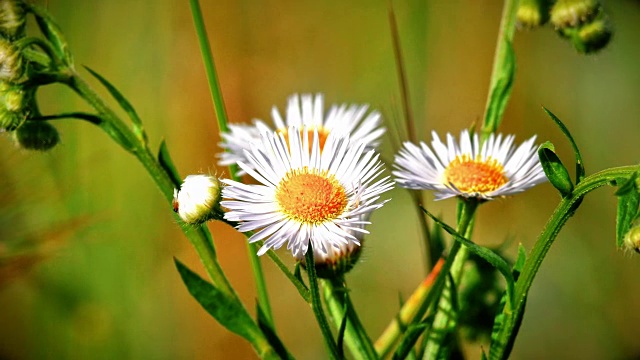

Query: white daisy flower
221 128 394 258
218 93 384 174
393 130 547 200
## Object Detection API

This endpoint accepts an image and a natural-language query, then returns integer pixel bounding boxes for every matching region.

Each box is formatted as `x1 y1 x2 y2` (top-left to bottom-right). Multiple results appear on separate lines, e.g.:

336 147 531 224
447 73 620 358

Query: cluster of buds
517 0 612 54
0 0 59 151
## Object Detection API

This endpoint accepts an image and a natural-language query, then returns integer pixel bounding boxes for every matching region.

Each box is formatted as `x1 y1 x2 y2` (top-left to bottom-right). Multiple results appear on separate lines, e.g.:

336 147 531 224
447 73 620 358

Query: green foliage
158 140 182 188
543 107 585 183
615 173 640 248
538 142 574 198
482 39 515 138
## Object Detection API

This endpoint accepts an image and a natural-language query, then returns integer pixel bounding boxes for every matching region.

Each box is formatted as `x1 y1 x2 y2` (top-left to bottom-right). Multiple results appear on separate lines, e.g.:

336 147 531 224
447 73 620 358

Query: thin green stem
423 198 478 360
189 0 273 325
481 0 520 140
323 276 378 360
305 244 340 359
489 165 639 359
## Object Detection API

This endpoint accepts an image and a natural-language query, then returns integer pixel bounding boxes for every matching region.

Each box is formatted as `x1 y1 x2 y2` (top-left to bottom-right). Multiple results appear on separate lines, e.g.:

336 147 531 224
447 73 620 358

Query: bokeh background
1 0 640 359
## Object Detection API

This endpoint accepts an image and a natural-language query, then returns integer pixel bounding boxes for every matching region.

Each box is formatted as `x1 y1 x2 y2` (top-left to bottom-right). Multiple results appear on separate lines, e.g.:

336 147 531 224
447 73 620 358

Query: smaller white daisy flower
218 93 385 174
393 130 547 200
221 127 393 258
173 175 224 224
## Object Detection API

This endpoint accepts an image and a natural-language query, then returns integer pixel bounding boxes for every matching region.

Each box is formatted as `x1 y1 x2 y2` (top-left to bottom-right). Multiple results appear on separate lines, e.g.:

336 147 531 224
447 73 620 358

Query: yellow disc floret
444 155 508 194
276 167 348 224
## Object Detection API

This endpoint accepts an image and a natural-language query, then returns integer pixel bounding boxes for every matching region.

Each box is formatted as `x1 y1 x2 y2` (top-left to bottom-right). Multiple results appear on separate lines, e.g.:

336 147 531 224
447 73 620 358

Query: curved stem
423 198 478 359
323 276 378 360
489 165 639 359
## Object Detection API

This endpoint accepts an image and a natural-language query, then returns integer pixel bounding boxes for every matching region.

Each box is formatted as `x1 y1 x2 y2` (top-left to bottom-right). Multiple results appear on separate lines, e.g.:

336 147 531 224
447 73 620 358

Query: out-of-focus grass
0 1 639 359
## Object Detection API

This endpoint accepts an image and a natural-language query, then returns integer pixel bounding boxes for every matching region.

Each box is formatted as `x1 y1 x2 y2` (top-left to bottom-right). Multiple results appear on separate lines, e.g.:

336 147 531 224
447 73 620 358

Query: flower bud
571 15 612 54
299 241 363 279
0 38 23 82
0 0 26 40
624 226 640 254
14 120 60 151
517 0 550 29
173 175 224 224
550 0 600 28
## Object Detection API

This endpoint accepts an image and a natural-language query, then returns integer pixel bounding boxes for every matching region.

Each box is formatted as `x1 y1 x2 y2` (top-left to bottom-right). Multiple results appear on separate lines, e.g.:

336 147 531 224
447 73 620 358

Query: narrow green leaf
392 323 429 360
538 142 574 198
614 172 639 196
158 140 182 188
336 303 348 360
28 3 72 65
421 207 515 308
429 213 445 264
513 244 527 281
84 66 148 145
174 258 260 343
615 177 640 248
482 39 515 137
256 302 293 360
542 107 585 183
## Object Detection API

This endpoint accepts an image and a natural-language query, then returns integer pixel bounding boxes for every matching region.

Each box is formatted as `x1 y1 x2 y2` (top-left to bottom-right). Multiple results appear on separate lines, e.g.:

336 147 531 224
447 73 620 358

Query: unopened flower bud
571 15 612 54
14 120 59 151
550 0 600 28
0 38 23 82
517 0 550 29
624 226 640 254
299 242 363 279
0 0 26 40
173 175 224 224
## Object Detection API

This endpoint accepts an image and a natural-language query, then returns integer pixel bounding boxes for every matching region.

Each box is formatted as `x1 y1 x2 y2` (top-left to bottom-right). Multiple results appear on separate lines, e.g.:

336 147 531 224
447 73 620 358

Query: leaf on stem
256 302 293 360
158 140 182 188
421 207 516 308
174 258 260 343
27 3 72 65
615 173 640 248
392 323 429 360
336 302 348 360
542 107 585 183
84 66 148 145
482 39 515 137
538 141 574 198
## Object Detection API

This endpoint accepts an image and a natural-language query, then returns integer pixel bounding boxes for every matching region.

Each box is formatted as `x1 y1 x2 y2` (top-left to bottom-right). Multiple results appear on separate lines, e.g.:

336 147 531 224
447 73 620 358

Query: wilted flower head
173 175 224 225
218 93 384 174
393 130 547 200
221 128 393 258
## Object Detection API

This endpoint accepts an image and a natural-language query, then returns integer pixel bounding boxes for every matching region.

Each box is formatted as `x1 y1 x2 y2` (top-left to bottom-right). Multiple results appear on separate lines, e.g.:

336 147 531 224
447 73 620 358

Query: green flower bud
0 0 26 40
0 38 23 82
550 0 600 28
624 226 640 254
572 15 612 54
173 175 224 224
0 103 22 130
14 120 60 151
300 242 363 279
517 0 550 29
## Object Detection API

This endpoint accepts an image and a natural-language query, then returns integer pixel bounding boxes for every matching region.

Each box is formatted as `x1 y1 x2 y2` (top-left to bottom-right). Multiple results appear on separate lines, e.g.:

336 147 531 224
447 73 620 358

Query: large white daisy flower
218 93 384 174
221 128 394 257
393 130 547 200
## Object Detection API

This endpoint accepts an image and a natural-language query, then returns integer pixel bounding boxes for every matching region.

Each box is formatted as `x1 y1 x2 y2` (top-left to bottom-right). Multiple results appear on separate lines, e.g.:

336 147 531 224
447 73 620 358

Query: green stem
489 165 639 359
481 0 520 140
423 198 479 360
323 276 378 360
306 244 340 359
189 0 273 325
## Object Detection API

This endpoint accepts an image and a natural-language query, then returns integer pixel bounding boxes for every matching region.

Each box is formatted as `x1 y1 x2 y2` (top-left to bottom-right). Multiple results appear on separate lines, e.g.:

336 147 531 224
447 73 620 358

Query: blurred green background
1 0 640 359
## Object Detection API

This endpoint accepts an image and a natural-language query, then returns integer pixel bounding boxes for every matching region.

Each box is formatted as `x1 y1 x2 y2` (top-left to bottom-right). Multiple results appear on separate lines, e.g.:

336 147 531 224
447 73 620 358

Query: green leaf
174 258 261 344
421 207 515 308
542 107 585 183
429 213 445 265
392 323 429 360
336 303 348 360
615 176 640 248
482 39 515 136
84 66 148 145
538 142 574 198
158 140 182 188
28 3 72 65
256 302 293 360
513 244 527 281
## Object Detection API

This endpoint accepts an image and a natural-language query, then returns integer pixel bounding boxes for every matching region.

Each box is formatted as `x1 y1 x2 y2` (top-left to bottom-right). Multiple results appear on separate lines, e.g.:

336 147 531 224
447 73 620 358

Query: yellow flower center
276 168 348 224
444 155 508 194
277 126 330 152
